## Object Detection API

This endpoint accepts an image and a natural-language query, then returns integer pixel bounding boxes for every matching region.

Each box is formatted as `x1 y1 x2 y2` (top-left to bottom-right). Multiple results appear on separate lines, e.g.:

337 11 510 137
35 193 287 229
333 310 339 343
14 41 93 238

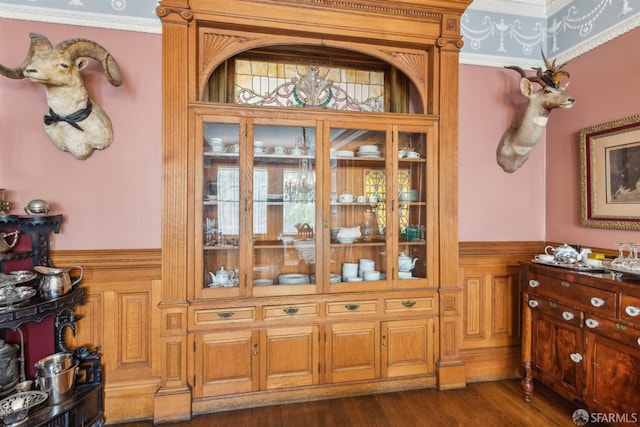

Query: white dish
254 147 266 153
253 278 273 286
279 273 310 285
335 150 354 157
330 273 342 283
357 145 379 152
347 277 363 282
210 146 226 153
398 271 413 279
337 237 357 244
356 153 382 158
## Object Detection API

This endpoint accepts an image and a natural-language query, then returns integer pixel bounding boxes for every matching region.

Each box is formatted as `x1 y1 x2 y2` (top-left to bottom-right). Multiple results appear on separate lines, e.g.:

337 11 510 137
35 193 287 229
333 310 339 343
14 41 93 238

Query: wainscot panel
52 249 162 424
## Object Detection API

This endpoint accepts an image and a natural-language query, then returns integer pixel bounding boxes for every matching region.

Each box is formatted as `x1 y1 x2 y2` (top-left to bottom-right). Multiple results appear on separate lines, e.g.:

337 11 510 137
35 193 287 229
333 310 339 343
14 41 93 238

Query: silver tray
0 272 37 288
532 259 606 272
0 286 37 306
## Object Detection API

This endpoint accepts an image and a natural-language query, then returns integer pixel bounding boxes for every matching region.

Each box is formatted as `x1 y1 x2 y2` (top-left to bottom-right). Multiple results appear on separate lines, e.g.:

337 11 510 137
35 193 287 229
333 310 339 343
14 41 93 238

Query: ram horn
0 33 42 80
56 38 123 87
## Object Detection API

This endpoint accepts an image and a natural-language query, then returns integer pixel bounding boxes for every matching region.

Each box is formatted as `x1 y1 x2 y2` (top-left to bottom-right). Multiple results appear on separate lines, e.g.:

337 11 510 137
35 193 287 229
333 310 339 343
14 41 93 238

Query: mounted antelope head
496 52 574 173
0 33 122 160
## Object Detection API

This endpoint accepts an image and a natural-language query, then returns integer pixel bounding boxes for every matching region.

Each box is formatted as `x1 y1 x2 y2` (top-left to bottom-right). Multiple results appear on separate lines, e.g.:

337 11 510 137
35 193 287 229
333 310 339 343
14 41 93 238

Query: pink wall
545 28 640 250
3 17 637 251
458 64 546 241
0 19 162 250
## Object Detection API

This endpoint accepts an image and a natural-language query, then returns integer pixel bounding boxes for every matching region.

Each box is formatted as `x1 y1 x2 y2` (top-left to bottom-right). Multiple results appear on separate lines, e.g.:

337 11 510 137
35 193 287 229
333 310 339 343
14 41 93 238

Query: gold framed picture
580 114 640 230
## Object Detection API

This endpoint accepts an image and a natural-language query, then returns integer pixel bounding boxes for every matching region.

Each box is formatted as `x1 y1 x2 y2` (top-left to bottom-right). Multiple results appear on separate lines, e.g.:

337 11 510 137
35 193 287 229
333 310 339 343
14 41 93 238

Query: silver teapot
0 230 20 254
0 339 19 396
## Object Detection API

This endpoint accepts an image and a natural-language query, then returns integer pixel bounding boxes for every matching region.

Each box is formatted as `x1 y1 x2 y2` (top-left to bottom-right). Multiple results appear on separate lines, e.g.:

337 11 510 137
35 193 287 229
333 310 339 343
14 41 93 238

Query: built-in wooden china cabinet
157 0 471 422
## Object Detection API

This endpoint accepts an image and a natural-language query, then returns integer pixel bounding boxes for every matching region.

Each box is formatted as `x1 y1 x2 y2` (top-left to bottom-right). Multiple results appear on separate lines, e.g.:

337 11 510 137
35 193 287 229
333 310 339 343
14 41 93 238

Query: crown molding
0 4 161 34
467 0 548 18
553 13 640 64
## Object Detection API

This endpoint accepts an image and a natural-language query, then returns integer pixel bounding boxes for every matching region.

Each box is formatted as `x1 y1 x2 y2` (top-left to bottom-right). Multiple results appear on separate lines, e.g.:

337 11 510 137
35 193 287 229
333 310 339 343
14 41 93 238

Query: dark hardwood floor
111 379 604 426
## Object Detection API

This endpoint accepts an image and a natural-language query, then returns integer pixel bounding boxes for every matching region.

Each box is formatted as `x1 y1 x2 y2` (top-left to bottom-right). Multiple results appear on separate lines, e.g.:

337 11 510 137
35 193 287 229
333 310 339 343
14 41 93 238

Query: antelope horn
56 38 122 86
505 65 548 87
0 33 44 80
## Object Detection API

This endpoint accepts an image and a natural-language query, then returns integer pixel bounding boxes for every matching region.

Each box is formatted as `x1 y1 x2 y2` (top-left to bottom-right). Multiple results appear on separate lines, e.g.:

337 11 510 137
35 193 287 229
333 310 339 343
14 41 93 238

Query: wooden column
155 2 193 423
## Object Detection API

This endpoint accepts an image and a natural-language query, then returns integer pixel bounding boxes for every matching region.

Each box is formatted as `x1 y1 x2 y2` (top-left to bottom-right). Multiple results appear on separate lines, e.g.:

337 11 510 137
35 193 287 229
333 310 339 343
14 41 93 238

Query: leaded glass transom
234 60 384 112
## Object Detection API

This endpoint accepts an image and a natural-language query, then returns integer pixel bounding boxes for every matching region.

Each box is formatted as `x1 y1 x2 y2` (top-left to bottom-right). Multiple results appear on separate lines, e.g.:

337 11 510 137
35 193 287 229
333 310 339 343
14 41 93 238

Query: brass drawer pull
590 297 605 307
528 280 539 288
625 305 640 317
562 311 575 321
570 353 583 363
345 304 360 311
217 311 235 319
528 300 539 308
561 281 570 288
402 300 416 308
283 307 299 315
585 318 599 328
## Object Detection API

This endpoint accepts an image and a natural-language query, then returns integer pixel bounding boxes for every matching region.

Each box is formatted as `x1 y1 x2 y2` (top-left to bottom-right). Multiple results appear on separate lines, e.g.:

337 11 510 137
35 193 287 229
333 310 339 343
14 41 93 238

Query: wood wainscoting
50 242 540 424
459 241 543 383
51 249 162 424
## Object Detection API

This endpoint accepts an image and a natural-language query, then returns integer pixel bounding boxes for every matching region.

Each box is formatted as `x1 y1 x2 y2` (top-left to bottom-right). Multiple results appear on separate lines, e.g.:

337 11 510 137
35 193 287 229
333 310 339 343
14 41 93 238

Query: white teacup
534 254 554 263
583 258 603 267
406 151 420 158
338 193 354 203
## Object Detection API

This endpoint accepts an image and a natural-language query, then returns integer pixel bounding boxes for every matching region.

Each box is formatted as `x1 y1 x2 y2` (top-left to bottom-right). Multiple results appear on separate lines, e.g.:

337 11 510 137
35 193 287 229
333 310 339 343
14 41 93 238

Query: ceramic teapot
209 266 235 286
544 244 590 264
0 230 20 254
398 252 418 272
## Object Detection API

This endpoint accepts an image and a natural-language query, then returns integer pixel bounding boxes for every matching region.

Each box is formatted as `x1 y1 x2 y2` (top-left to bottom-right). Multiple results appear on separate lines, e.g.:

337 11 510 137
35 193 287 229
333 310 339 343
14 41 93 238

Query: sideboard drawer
326 300 378 316
527 274 616 316
263 303 319 320
527 296 582 327
583 314 640 351
620 294 640 326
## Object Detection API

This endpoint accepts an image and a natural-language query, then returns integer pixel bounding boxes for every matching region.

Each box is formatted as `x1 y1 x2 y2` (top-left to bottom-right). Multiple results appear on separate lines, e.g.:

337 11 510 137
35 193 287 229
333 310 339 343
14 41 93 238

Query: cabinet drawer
620 294 640 326
526 296 581 327
583 315 640 351
263 303 319 320
527 274 616 316
326 300 378 316
385 297 436 314
193 307 256 326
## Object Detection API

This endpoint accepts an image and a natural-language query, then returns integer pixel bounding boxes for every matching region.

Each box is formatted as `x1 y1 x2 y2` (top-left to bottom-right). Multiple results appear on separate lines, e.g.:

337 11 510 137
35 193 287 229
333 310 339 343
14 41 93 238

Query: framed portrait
580 114 640 230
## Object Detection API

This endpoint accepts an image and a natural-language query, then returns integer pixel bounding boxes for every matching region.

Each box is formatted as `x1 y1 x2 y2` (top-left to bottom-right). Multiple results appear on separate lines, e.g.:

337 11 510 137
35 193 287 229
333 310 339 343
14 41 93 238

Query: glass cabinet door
250 122 318 296
327 125 390 292
202 121 242 296
396 128 429 287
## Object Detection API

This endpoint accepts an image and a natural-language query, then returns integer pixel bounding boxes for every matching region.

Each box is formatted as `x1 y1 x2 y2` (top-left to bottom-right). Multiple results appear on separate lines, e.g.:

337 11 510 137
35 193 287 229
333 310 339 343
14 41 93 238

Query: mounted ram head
496 51 574 173
0 33 122 160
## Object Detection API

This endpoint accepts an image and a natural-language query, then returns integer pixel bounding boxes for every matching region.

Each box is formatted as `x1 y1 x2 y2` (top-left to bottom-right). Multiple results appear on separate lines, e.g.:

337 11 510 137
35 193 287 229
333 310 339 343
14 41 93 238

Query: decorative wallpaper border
0 0 638 67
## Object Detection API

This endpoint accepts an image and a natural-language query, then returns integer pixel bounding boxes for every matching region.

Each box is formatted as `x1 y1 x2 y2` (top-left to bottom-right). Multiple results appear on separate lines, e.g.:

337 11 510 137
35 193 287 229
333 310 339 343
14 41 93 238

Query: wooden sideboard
520 261 640 426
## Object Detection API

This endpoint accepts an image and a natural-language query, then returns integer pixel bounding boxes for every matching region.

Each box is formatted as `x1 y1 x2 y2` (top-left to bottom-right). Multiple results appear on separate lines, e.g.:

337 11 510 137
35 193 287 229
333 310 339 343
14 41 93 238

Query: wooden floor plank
111 380 602 426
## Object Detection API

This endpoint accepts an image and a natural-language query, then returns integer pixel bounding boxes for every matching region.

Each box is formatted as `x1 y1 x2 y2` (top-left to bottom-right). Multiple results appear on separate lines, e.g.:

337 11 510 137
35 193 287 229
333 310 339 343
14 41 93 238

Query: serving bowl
0 390 48 426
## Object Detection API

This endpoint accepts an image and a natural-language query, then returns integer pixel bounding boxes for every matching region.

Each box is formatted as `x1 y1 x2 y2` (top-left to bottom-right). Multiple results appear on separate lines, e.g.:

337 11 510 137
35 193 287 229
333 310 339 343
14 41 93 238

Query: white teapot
209 266 235 286
544 244 590 264
398 252 418 272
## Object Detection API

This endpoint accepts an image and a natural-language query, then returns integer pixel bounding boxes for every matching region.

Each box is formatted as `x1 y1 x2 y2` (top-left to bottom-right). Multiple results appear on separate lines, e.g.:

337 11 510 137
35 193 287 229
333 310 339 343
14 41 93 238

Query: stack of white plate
335 150 354 158
254 140 266 154
356 145 381 158
279 273 310 285
206 137 226 152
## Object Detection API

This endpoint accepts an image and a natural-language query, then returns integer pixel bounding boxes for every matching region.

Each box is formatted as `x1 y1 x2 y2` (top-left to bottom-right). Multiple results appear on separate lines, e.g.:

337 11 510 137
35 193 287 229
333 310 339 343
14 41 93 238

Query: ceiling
0 0 638 67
